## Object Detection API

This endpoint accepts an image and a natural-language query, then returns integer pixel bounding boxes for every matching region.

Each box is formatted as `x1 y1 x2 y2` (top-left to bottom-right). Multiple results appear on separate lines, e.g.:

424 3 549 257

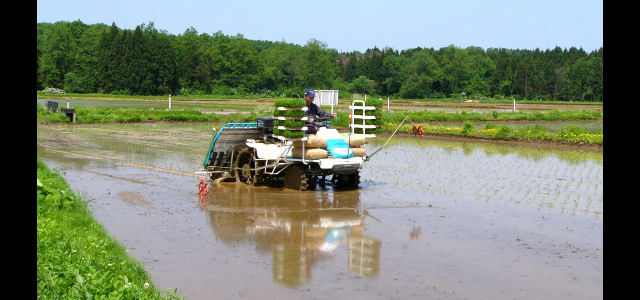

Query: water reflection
200 183 381 288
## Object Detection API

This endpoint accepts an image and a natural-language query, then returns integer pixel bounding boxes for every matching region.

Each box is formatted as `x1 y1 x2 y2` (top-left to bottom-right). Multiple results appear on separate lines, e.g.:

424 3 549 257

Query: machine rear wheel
333 172 360 189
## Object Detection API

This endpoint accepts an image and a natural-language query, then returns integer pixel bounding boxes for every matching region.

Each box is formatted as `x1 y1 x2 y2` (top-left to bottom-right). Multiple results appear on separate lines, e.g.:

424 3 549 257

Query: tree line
37 20 603 101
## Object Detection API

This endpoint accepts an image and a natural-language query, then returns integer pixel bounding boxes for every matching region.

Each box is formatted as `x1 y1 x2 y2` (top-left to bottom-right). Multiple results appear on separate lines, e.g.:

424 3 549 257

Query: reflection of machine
198 116 365 191
319 226 351 252
348 234 382 277
202 183 381 288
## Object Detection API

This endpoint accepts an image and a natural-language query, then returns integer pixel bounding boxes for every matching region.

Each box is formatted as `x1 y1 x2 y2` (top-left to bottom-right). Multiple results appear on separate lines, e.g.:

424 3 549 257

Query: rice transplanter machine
197 114 369 191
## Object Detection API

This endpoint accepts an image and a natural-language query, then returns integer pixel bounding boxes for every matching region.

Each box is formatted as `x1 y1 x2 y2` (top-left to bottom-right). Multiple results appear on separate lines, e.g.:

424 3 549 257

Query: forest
37 20 603 101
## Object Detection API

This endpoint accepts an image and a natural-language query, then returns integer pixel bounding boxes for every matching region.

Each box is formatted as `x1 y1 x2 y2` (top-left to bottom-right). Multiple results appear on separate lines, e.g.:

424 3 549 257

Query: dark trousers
305 124 318 135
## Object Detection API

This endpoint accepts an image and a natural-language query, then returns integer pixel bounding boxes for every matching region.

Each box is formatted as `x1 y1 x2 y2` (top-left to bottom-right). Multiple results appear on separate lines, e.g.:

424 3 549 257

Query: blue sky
36 0 602 53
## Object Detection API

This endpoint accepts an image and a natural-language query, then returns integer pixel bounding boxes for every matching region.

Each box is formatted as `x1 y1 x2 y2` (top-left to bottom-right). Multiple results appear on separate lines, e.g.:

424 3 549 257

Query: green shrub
496 126 513 139
462 121 474 135
110 89 132 95
533 111 545 119
557 126 587 140
210 85 234 95
40 87 66 95
527 124 547 134
365 98 383 107
484 122 498 129
179 87 206 96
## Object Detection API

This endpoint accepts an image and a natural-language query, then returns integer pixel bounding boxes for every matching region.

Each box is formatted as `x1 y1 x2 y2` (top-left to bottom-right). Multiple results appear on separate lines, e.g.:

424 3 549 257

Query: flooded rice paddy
37 122 603 299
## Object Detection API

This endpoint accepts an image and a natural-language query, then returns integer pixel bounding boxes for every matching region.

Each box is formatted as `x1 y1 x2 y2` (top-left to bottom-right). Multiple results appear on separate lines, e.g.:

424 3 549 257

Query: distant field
38 93 602 114
37 94 602 147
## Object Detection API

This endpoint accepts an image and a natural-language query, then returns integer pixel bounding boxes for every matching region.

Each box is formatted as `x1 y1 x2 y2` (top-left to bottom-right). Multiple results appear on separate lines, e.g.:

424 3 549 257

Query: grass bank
330 109 602 127
382 121 603 144
36 105 261 124
36 157 182 299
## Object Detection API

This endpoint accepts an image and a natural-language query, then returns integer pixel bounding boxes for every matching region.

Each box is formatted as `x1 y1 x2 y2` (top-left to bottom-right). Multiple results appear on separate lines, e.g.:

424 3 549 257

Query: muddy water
37 123 602 299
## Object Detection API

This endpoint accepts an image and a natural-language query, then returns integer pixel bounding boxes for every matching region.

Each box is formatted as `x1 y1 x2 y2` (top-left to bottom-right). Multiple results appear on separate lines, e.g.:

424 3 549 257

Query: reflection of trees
203 183 381 288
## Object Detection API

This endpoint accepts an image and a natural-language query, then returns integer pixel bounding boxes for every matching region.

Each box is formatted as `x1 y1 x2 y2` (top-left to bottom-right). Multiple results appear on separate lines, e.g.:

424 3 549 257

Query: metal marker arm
365 115 410 161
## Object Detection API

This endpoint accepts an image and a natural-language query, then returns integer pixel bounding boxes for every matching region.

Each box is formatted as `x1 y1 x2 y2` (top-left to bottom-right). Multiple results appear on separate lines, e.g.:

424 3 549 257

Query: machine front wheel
234 148 257 185
284 165 310 191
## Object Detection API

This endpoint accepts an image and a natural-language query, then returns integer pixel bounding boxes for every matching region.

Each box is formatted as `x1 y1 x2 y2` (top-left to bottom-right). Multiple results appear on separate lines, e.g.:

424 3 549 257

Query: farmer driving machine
197 94 377 191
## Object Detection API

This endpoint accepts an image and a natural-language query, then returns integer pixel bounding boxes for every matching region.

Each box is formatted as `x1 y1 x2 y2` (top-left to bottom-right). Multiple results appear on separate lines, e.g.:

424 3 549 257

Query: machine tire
234 148 256 185
284 165 310 191
333 172 360 189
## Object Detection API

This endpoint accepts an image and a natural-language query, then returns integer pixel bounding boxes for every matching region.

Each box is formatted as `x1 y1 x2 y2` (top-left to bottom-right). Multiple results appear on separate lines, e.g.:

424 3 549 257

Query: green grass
380 109 602 123
37 105 259 124
382 121 603 144
37 157 183 299
376 110 603 144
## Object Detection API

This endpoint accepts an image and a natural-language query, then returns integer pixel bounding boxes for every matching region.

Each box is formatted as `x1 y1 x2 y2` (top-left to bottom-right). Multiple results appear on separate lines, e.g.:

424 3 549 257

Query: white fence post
169 94 172 110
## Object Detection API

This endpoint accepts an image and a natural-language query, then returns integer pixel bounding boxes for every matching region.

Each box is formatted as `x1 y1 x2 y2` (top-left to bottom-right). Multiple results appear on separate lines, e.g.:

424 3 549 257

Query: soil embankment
378 131 603 152
391 100 603 111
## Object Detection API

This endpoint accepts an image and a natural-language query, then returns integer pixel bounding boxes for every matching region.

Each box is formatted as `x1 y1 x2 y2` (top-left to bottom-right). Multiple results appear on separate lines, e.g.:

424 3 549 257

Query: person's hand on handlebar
309 113 336 125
